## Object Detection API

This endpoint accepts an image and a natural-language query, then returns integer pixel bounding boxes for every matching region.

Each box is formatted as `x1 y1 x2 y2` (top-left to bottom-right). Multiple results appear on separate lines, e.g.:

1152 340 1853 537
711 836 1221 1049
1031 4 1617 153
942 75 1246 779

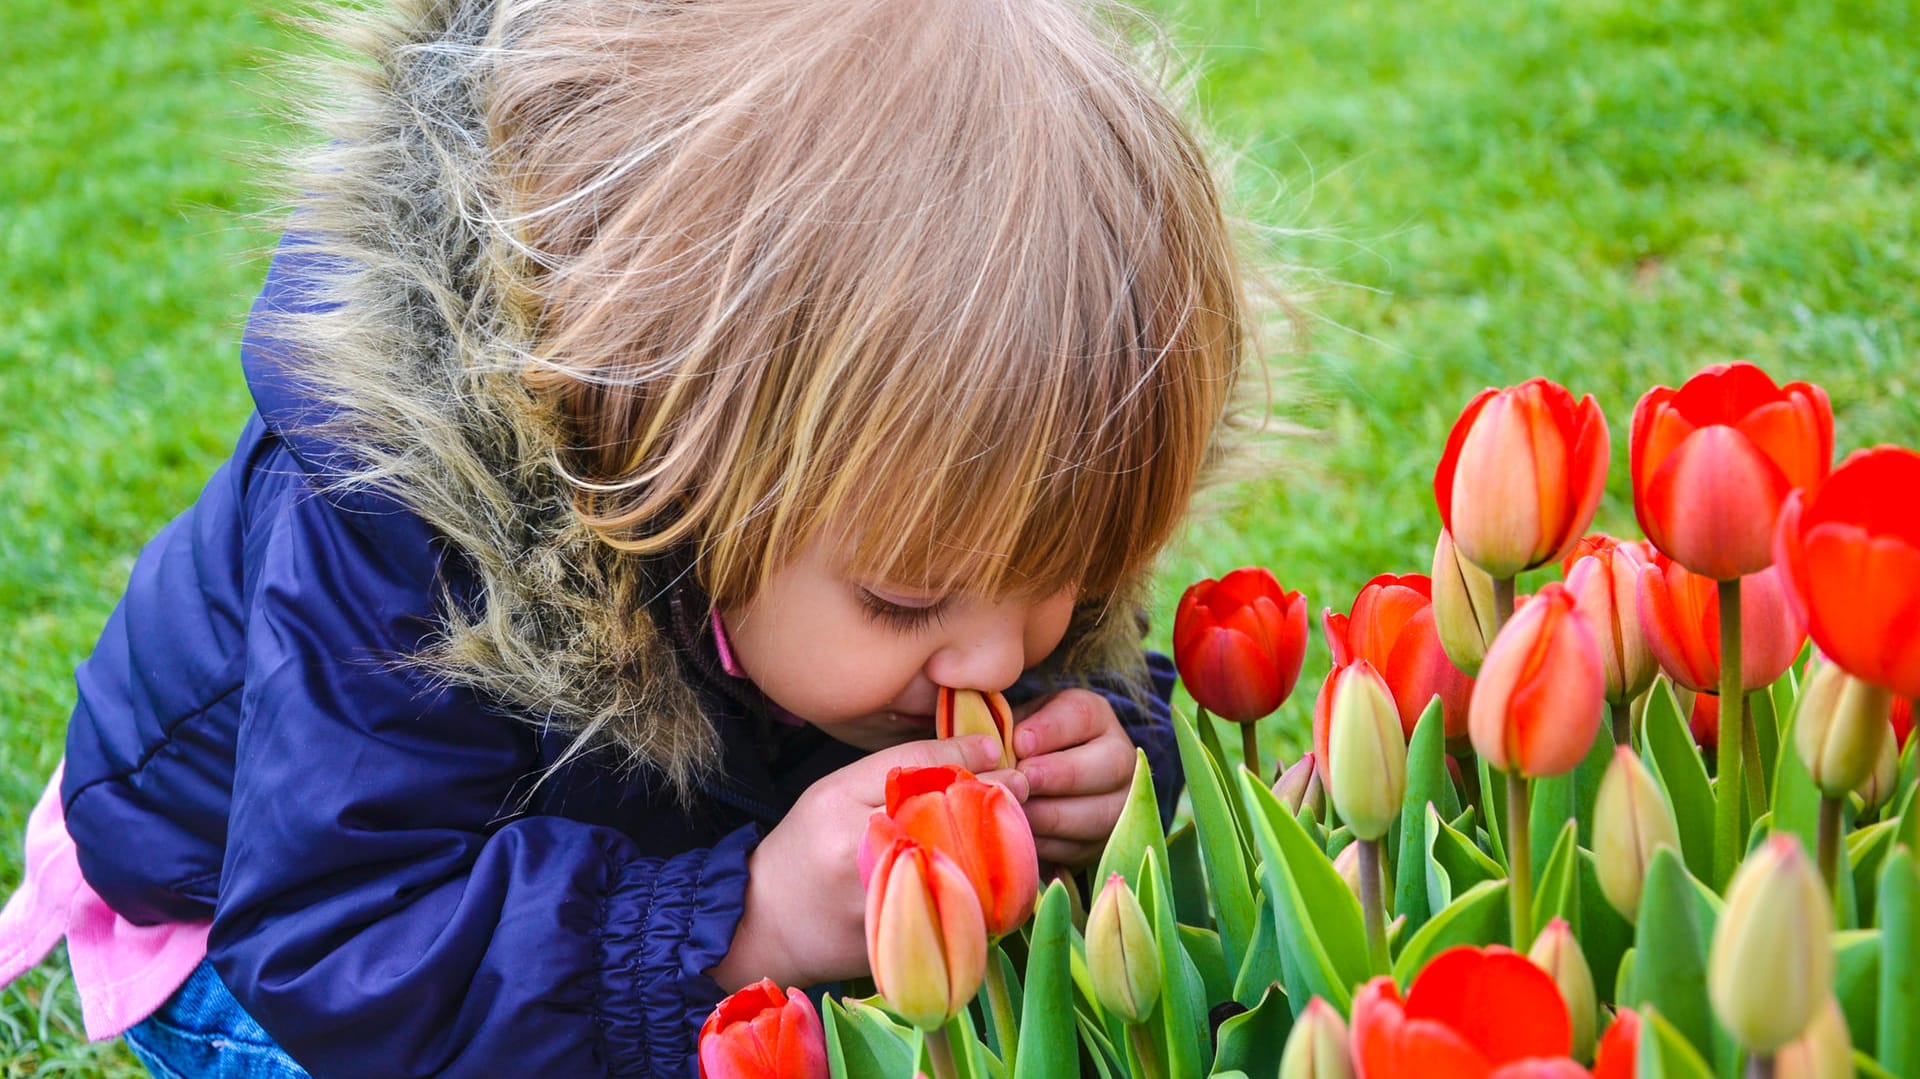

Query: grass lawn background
2 0 1914 1071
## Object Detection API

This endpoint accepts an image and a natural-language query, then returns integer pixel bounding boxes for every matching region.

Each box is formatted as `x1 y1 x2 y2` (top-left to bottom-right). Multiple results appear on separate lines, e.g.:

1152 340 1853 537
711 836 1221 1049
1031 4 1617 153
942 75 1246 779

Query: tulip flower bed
698 362 1920 1079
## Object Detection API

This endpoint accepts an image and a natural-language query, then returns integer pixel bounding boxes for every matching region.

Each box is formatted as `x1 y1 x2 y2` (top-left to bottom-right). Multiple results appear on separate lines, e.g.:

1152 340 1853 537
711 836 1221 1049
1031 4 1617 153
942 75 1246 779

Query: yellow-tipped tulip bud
1279 997 1354 1079
1528 917 1598 1062
1774 995 1852 1079
1794 660 1894 798
1593 747 1682 922
864 839 989 1031
936 687 1016 769
1432 529 1500 676
1709 835 1833 1054
1326 661 1408 842
1857 727 1900 813
1086 873 1160 1024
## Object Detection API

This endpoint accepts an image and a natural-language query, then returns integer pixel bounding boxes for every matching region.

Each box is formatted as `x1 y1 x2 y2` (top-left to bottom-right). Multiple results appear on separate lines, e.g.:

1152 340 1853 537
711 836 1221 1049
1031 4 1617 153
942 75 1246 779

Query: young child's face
718 531 1077 751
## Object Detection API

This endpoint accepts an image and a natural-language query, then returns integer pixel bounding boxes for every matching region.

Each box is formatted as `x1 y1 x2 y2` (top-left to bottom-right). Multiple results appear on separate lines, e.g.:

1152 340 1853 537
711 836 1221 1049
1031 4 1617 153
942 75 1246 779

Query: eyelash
857 589 945 632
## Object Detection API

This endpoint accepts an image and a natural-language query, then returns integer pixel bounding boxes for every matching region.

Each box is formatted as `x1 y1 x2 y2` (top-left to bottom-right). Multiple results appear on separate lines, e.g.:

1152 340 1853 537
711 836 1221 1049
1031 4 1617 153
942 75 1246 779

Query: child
0 0 1268 1073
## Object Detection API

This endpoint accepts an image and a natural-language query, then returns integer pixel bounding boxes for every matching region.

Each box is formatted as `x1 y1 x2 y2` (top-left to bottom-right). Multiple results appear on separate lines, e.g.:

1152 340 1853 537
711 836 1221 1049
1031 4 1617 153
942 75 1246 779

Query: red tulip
1774 445 1920 700
935 687 1016 768
698 979 830 1079
1689 692 1720 751
1563 545 1658 706
1631 362 1832 580
858 765 1038 938
1324 574 1475 739
1173 568 1310 721
1591 1009 1640 1079
1435 379 1611 579
1469 583 1605 778
1350 945 1576 1078
864 837 988 1030
1895 696 1913 751
1635 551 1806 694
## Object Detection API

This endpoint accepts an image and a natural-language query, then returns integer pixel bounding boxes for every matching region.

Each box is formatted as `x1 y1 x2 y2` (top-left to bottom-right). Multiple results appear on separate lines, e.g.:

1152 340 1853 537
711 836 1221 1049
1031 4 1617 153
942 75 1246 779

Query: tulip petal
1641 426 1791 579
1735 565 1806 691
1489 1058 1594 1079
1450 394 1550 576
1435 388 1500 535
1406 946 1573 1063
1630 386 1691 493
1665 362 1787 423
1637 556 1720 693
1803 524 1920 699
1736 395 1831 491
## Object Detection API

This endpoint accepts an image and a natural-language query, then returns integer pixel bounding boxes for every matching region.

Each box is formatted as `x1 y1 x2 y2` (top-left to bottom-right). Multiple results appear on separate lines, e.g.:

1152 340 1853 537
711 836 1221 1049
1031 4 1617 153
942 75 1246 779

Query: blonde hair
494 0 1258 618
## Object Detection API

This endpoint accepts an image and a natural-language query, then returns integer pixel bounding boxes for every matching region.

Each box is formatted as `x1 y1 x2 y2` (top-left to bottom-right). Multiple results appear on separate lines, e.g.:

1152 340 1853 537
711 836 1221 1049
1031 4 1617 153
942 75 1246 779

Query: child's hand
1011 689 1136 868
710 733 1023 992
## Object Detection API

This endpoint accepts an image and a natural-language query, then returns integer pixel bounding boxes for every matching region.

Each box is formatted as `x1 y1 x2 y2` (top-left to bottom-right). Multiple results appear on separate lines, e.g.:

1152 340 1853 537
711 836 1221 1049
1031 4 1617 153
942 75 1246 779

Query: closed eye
856 588 947 632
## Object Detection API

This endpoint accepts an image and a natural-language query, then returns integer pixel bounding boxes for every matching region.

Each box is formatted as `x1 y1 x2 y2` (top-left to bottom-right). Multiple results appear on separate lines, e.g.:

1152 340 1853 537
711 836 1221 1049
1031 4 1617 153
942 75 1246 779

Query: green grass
2 0 1915 1071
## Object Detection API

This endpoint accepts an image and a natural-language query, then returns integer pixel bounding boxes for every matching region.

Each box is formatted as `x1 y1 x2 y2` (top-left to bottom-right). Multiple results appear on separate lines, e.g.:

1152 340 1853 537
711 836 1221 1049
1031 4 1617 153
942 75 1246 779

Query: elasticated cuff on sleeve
595 824 760 1077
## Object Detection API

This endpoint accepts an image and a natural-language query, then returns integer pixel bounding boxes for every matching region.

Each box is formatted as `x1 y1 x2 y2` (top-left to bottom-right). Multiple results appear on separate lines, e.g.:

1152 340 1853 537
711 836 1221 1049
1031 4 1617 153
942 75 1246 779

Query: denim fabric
123 960 309 1079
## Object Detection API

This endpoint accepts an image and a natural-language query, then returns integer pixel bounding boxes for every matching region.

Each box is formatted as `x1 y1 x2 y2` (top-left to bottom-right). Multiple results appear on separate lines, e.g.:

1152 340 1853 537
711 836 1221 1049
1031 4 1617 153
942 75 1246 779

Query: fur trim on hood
252 0 1153 796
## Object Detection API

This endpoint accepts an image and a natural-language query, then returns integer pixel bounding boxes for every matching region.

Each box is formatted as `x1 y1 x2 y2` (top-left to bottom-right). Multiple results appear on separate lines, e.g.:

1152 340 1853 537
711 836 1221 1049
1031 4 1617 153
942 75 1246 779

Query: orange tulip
1435 378 1611 579
1774 445 1920 700
1173 567 1310 722
1559 534 1655 578
864 837 988 1031
935 687 1016 769
1350 945 1577 1079
1324 574 1475 739
1631 362 1832 581
1635 551 1805 695
1468 583 1605 778
858 765 1038 938
1563 545 1658 706
1591 1009 1640 1079
698 979 830 1079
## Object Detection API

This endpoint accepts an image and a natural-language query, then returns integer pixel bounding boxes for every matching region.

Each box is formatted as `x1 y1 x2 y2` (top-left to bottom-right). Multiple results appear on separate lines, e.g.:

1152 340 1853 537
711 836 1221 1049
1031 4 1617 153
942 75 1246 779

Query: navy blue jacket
58 246 1184 1078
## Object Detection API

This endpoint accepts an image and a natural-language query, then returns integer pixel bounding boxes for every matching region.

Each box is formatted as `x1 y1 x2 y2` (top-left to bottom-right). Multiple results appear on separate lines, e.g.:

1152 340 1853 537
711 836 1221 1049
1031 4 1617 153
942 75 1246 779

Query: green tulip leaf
1576 848 1635 1007
1850 818 1899 927
1093 750 1169 897
1210 1073 1251 1079
1013 883 1077 1079
1626 848 1719 1064
935 1009 992 1079
1852 1052 1901 1079
1167 823 1211 930
1899 734 1918 813
824 997 920 1079
1426 802 1503 913
1478 754 1510 867
1210 982 1294 1076
1140 848 1209 1078
1392 878 1510 985
1530 722 1614 873
1531 819 1581 933
1238 770 1370 1014
1074 1010 1125 1079
1632 1007 1716 1079
1770 694 1824 858
1878 847 1920 1076
1178 925 1232 1010
1231 893 1284 1009
1195 705 1230 771
1171 706 1257 970
1394 698 1451 936
1750 680 1781 797
1640 680 1715 883
1614 948 1635 1007
1833 928 1880 1054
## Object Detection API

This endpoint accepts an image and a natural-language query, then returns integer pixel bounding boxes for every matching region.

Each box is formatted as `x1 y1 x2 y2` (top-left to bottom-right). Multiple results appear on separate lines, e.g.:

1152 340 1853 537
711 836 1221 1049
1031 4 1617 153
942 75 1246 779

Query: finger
1011 689 1109 759
1018 737 1134 798
975 768 1031 803
1021 791 1129 843
859 734 1004 780
1035 836 1102 868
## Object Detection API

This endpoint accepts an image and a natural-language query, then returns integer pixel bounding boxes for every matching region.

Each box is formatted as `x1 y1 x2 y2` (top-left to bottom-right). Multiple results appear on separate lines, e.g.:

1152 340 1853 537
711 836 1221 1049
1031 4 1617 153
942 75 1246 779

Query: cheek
1025 591 1079 664
723 600 923 721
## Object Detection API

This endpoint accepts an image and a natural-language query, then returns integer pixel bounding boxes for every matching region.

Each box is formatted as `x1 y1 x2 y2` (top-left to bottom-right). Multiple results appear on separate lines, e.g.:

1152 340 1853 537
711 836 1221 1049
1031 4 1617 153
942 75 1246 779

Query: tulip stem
984 950 1018 1073
1714 576 1745 890
1493 576 1516 634
1507 773 1534 954
1358 838 1390 976
1745 1051 1777 1079
1126 1022 1165 1079
1610 700 1632 751
1817 795 1843 901
1241 722 1261 780
927 1027 961 1079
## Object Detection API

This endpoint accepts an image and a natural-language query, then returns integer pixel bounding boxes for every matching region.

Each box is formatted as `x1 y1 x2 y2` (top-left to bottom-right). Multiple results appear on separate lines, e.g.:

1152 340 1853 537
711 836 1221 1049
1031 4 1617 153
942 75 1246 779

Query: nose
923 603 1030 693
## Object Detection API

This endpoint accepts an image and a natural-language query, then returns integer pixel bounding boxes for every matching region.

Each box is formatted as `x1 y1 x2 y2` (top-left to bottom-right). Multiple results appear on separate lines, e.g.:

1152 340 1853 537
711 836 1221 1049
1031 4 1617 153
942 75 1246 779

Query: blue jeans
123 960 310 1079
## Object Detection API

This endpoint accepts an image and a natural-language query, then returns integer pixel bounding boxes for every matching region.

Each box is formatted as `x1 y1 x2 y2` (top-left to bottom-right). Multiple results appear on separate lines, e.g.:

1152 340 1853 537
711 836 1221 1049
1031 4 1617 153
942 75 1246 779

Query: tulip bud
1279 997 1354 1079
865 839 989 1031
936 687 1016 768
1709 835 1833 1054
1793 660 1894 798
1333 842 1365 899
1273 752 1325 820
1086 873 1161 1024
1857 726 1900 813
1528 918 1598 1062
1564 548 1658 706
1432 529 1500 675
1593 748 1682 922
1592 1008 1641 1079
698 979 831 1079
1325 661 1408 842
859 765 1040 939
1774 995 1852 1079
1468 583 1606 778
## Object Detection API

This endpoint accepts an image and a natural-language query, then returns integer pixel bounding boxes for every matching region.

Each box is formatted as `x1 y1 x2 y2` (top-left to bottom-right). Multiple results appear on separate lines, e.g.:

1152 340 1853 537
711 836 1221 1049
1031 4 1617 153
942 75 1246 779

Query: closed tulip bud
698 979 830 1079
1173 568 1311 722
1857 727 1900 813
1323 574 1476 740
1528 918 1598 1062
1709 835 1833 1054
1564 546 1658 706
858 765 1039 938
1324 661 1408 842
936 687 1016 769
1593 748 1682 921
1279 997 1354 1079
1435 378 1611 579
1273 752 1325 820
1468 583 1605 778
1774 995 1852 1079
1333 842 1365 899
1592 1009 1641 1079
865 839 989 1031
1433 529 1500 675
1793 660 1895 798
1086 873 1160 1024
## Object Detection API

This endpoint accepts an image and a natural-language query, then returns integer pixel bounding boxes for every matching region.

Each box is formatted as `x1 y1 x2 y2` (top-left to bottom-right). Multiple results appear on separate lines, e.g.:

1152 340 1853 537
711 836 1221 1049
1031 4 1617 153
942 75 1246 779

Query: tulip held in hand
1434 378 1611 579
935 687 1017 769
858 765 1039 939
698 979 830 1079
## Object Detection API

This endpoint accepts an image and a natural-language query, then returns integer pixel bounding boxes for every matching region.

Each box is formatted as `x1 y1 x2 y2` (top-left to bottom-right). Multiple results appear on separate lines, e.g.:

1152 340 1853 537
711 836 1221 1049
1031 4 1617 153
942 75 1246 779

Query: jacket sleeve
209 482 748 1078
